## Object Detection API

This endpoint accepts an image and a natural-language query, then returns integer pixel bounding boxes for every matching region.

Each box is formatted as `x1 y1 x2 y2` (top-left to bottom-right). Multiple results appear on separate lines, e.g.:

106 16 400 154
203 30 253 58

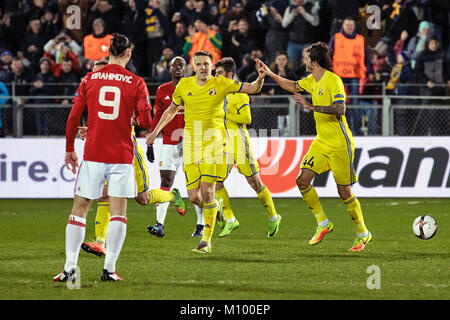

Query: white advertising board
0 137 449 198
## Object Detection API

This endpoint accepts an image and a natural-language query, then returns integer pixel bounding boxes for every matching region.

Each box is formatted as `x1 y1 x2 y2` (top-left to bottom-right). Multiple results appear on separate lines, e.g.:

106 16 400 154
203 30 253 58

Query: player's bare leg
54 195 92 282
337 185 371 251
297 169 334 245
101 196 127 281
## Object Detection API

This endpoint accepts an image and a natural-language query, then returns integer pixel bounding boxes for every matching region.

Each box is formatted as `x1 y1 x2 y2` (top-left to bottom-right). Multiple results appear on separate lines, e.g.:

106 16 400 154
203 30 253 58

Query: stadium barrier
0 136 448 198
0 82 449 137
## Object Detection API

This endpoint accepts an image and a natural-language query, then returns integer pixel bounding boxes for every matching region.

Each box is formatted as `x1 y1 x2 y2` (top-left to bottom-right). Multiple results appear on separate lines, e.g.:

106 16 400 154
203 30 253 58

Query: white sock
195 205 203 225
318 218 330 227
104 216 127 273
156 202 170 225
64 215 86 272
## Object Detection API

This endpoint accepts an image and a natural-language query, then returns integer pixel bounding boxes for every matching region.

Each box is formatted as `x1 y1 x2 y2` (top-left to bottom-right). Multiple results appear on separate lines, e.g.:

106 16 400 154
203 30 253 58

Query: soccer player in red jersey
147 56 205 238
54 33 153 282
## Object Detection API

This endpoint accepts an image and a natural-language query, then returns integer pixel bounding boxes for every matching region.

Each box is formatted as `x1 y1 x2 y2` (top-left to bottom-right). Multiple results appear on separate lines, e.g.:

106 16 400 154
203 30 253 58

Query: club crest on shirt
209 89 216 96
318 89 324 96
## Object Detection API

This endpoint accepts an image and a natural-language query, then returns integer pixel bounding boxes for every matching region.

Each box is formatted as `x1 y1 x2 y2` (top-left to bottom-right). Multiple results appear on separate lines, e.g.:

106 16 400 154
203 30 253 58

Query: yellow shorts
184 153 231 190
132 135 149 193
300 139 357 186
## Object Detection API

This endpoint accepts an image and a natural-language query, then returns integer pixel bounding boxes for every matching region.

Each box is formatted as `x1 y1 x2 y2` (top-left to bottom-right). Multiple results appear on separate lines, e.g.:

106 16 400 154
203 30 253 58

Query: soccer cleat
219 219 240 237
215 197 224 229
309 221 334 245
171 188 186 216
100 269 123 281
348 231 372 252
267 215 282 238
147 223 165 238
53 268 76 282
191 241 211 254
192 224 204 237
81 241 106 257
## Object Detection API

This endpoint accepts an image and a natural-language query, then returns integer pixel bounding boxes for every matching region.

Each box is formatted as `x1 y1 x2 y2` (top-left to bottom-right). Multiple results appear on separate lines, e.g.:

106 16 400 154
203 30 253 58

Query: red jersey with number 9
66 64 152 164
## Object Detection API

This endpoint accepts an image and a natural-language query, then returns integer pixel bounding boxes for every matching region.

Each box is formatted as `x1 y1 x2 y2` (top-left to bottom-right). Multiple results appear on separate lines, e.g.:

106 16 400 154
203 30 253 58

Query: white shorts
74 160 137 199
159 143 183 171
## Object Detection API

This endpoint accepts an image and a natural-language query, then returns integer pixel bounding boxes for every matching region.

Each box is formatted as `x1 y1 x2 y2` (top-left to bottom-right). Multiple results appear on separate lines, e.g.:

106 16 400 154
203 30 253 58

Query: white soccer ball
413 215 438 240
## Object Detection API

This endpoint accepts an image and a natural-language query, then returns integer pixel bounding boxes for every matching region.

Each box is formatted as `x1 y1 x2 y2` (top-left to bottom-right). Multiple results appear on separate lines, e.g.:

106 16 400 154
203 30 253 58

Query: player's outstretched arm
145 101 181 145
255 58 298 94
313 102 346 116
240 70 265 95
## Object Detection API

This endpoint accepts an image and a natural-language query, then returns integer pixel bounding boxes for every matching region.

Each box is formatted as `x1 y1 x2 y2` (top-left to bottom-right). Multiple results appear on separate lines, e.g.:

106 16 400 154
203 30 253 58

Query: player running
77 59 185 257
213 57 281 238
147 56 205 238
146 50 265 254
256 42 372 252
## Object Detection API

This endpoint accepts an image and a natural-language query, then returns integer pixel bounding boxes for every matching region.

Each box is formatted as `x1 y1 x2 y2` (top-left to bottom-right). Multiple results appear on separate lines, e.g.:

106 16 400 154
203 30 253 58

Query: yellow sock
148 188 175 204
256 186 277 219
201 201 217 243
215 187 235 220
300 185 328 224
95 201 110 243
344 195 367 234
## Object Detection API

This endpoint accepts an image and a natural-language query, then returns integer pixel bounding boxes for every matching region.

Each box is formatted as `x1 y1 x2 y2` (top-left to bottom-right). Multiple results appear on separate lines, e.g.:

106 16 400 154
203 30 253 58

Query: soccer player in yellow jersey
146 50 265 254
77 59 185 257
257 42 372 251
214 57 281 238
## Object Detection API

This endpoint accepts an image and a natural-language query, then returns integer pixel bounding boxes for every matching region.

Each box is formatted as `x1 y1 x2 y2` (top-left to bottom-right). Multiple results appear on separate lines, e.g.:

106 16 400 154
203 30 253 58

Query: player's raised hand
292 93 314 111
65 151 79 174
255 59 271 77
77 126 88 140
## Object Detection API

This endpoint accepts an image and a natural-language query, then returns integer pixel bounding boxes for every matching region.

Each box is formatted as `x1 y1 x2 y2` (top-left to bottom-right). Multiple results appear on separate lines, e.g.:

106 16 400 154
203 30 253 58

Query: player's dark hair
306 42 332 71
193 50 213 62
109 33 131 57
215 57 236 75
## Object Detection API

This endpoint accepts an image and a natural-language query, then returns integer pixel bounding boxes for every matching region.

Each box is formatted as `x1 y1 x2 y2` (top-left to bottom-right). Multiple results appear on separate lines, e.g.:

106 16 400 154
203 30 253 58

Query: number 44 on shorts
302 156 315 168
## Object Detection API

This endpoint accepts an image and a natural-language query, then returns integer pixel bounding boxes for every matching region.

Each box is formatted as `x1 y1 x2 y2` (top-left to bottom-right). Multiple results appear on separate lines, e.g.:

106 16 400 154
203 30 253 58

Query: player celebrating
147 56 205 238
146 50 265 254
256 42 372 252
77 60 185 257
214 57 281 238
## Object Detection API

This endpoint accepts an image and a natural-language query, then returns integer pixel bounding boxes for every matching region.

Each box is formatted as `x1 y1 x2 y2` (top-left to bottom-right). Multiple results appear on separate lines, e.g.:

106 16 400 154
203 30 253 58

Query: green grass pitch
0 198 448 300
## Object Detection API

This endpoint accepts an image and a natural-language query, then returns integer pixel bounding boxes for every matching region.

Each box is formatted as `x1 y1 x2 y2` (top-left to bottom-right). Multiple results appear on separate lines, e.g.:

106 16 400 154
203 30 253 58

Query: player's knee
135 191 150 206
215 181 224 190
296 175 309 191
337 186 352 200
247 176 263 191
188 193 202 207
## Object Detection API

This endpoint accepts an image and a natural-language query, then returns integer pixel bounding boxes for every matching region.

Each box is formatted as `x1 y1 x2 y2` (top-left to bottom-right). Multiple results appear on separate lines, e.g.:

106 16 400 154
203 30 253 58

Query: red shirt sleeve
135 78 152 129
65 78 87 152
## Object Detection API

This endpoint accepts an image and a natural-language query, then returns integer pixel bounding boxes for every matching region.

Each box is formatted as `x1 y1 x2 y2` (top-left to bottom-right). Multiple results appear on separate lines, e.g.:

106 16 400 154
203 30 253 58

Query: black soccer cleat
147 222 165 238
100 269 123 281
53 268 76 282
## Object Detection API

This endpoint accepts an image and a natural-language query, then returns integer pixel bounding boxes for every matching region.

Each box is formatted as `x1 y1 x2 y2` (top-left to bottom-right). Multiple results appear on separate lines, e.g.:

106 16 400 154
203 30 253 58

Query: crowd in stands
0 0 449 136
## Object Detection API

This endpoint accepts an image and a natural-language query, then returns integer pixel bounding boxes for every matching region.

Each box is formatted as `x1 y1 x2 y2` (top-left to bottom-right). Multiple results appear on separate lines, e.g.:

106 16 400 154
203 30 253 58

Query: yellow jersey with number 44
296 70 353 151
172 75 243 163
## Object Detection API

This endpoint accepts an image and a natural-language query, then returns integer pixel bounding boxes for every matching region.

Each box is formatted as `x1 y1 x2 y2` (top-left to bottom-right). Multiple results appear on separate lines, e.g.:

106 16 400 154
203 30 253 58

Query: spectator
0 50 13 79
86 0 120 35
22 15 50 74
0 12 17 53
56 57 78 135
168 20 188 57
152 45 174 83
82 18 113 68
208 3 221 26
264 51 297 135
385 51 415 136
193 0 208 21
40 6 61 40
145 0 170 77
28 57 57 136
122 0 147 76
43 29 82 77
419 0 449 51
0 80 9 137
329 17 374 135
256 0 288 63
227 17 256 69
407 21 433 69
179 0 196 26
381 0 418 47
236 47 263 82
218 0 252 36
415 36 448 136
282 0 320 66
184 15 222 68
